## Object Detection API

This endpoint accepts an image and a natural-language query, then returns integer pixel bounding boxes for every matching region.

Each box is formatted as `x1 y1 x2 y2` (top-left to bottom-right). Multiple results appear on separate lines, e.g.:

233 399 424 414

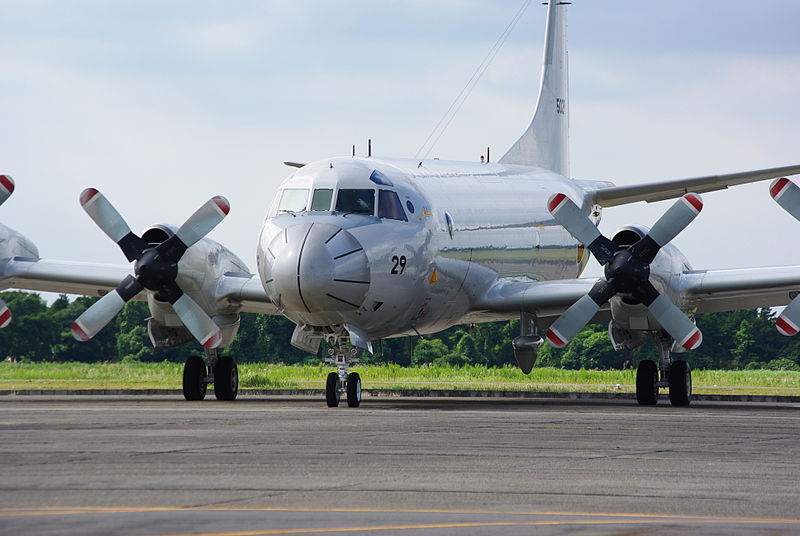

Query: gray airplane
2 1 800 407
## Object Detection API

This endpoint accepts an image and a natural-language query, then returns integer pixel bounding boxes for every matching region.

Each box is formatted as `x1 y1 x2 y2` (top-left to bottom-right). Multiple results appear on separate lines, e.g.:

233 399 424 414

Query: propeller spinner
545 192 703 351
769 177 800 336
0 174 15 328
72 189 230 348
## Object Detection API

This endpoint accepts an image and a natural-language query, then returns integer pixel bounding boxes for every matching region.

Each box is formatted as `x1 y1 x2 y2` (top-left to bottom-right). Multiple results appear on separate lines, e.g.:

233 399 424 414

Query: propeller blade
0 174 14 206
546 279 616 348
775 297 800 336
646 293 702 351
630 193 703 264
71 275 143 341
548 193 616 264
0 300 11 328
770 178 800 222
154 196 230 263
170 292 222 349
174 196 230 250
79 188 148 262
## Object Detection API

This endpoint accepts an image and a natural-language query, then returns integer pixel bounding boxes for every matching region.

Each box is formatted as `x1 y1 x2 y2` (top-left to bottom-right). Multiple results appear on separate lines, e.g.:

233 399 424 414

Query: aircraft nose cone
264 223 370 314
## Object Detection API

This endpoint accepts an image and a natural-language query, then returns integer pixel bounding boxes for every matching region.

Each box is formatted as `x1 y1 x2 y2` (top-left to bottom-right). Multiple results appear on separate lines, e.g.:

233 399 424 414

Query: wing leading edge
474 264 800 329
0 257 276 315
590 164 800 207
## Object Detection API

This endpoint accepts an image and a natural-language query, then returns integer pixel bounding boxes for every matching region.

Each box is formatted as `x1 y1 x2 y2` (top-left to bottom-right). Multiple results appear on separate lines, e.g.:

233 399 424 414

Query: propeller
769 177 800 336
545 192 703 350
0 174 15 327
72 189 230 348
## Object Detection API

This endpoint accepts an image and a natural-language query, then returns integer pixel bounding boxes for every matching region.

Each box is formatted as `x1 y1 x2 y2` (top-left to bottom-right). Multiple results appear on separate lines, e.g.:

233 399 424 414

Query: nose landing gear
324 339 362 408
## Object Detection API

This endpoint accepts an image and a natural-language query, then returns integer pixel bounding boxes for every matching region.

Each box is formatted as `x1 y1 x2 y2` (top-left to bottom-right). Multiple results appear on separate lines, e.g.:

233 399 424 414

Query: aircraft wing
590 164 800 207
679 265 800 313
0 257 276 315
474 264 800 327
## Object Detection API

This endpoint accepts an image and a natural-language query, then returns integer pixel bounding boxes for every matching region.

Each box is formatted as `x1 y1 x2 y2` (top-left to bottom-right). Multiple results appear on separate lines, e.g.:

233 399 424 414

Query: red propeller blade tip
680 328 703 351
0 306 11 328
201 330 223 349
770 178 791 199
545 328 567 348
547 193 568 214
776 315 799 336
80 188 100 207
0 175 14 195
71 321 91 342
682 193 703 213
213 196 230 216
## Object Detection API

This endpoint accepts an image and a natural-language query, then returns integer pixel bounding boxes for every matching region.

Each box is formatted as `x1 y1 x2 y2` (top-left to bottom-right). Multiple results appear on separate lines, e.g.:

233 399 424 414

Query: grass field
1 361 799 396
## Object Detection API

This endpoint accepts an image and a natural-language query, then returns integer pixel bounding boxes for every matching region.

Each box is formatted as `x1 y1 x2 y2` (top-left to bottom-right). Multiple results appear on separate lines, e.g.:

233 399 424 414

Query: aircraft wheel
668 359 692 407
326 372 341 407
214 355 239 401
346 372 362 408
182 355 207 401
636 360 658 406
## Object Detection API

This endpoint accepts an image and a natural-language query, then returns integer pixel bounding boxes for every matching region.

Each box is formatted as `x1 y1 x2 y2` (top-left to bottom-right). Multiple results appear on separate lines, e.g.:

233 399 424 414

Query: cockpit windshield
310 188 333 211
378 190 407 221
278 188 308 213
335 189 375 215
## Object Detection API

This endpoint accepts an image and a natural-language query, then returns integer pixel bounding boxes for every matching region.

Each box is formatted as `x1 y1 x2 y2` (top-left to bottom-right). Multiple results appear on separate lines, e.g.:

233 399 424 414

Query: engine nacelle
139 224 250 348
607 224 694 336
0 223 39 263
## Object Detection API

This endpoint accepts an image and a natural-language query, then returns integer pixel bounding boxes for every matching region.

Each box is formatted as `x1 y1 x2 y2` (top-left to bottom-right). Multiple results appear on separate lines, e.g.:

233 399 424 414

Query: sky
1 0 799 288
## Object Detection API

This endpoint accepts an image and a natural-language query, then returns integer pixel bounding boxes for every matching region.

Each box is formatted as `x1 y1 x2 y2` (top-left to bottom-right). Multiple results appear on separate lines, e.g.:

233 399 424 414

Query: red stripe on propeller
0 307 11 328
683 193 703 213
71 322 91 342
80 188 100 206
548 193 567 213
545 328 566 348
770 177 790 199
776 316 798 336
213 196 230 216
202 330 223 349
681 329 702 350
0 175 14 195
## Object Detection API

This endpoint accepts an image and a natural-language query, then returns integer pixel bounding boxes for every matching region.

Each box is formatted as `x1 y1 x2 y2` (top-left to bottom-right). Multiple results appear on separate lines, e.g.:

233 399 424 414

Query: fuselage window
378 190 407 221
335 189 375 215
406 200 415 214
310 188 333 211
278 188 309 213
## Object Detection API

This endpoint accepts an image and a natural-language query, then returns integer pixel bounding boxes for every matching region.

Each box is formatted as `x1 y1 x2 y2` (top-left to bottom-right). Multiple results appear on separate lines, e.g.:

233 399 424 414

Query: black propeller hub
134 247 179 290
604 249 650 294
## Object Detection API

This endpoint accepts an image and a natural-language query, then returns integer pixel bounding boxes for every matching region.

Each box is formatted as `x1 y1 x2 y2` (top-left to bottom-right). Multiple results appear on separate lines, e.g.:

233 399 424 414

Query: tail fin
499 1 569 176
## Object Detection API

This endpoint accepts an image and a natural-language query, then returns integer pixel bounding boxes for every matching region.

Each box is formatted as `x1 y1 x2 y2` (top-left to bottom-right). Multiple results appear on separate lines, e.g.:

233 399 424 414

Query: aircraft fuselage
257 156 612 340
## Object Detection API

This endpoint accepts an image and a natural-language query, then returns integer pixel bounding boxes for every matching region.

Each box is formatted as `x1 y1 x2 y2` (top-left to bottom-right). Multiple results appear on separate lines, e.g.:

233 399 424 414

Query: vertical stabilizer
500 1 569 176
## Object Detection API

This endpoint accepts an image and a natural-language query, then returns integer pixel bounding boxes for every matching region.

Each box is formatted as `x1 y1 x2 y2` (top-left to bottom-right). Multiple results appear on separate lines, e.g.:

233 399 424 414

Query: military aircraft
1 1 799 407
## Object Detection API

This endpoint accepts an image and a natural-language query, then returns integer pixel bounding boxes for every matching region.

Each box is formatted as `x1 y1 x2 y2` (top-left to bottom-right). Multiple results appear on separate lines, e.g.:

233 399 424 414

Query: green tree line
1 290 799 370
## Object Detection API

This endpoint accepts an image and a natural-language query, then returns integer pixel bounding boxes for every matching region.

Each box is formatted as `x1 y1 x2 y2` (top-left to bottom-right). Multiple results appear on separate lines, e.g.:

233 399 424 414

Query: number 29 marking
391 255 407 274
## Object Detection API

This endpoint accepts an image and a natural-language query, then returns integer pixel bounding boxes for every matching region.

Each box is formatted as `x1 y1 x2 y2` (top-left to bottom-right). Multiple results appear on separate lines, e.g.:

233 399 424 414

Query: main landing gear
182 347 239 401
635 334 691 407
324 339 362 408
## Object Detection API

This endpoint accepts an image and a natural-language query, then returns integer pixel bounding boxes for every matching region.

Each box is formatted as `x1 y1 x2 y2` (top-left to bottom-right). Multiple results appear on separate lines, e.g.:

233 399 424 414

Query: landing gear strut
635 334 692 407
324 338 362 408
181 348 238 401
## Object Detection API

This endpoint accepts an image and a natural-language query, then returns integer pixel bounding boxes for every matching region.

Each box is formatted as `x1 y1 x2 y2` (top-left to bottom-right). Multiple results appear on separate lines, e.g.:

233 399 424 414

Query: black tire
346 372 362 408
669 359 692 407
636 360 658 406
214 355 239 401
326 372 340 407
182 355 207 401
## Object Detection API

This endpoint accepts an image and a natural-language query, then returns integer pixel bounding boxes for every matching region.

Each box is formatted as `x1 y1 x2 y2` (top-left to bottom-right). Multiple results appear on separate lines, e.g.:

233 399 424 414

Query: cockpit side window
278 188 309 213
335 189 375 215
378 190 407 221
310 188 333 211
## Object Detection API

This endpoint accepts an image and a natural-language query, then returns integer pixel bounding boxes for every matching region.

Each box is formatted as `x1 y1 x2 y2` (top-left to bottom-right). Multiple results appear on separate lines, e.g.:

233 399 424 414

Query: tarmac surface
1 394 799 535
